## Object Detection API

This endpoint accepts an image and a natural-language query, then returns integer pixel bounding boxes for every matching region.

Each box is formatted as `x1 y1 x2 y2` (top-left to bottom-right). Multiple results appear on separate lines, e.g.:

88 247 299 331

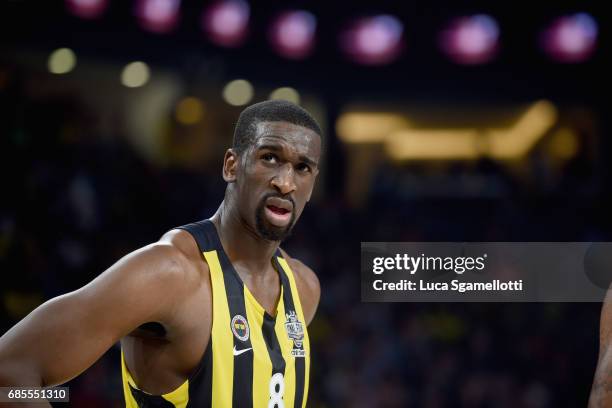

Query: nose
270 163 296 195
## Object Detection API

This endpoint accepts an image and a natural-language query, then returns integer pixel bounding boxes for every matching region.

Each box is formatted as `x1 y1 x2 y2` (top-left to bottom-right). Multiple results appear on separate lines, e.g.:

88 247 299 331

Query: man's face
230 121 321 241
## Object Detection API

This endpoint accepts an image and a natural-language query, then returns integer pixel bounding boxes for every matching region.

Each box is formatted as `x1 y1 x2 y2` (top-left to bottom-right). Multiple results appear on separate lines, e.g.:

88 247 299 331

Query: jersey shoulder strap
175 219 218 253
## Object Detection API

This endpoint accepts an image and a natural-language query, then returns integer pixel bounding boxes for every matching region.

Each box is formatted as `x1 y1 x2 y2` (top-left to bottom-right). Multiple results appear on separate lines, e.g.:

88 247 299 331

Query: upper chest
234 264 281 316
203 249 309 359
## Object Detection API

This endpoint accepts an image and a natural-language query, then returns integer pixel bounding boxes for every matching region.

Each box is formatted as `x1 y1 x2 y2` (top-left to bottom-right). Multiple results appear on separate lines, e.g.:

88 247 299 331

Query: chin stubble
255 196 296 241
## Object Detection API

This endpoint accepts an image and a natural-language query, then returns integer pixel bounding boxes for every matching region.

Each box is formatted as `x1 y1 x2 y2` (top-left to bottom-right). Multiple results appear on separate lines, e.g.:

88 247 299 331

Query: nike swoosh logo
233 346 253 356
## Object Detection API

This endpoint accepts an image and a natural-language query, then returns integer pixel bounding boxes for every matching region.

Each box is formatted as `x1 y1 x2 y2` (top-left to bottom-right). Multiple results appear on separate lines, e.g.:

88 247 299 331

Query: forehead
252 121 321 158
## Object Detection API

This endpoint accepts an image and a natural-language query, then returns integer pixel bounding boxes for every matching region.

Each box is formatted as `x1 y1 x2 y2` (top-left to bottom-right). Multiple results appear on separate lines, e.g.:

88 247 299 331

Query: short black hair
233 100 322 153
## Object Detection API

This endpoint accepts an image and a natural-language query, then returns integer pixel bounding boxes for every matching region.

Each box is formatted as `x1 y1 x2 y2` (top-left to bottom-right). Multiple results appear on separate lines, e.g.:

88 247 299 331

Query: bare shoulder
108 228 210 316
159 228 210 277
279 248 320 325
117 229 206 290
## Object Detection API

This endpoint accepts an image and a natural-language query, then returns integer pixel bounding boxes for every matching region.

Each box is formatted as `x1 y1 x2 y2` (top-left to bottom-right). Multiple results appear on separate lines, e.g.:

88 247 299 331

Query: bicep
0 243 187 386
0 290 120 386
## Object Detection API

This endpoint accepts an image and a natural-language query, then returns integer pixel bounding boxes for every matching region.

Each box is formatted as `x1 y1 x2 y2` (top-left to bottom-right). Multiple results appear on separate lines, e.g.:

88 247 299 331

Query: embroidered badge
285 310 306 357
231 314 250 342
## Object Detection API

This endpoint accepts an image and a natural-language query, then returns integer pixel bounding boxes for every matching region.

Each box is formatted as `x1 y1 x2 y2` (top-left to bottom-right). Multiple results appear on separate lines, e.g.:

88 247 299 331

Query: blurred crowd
0 64 609 408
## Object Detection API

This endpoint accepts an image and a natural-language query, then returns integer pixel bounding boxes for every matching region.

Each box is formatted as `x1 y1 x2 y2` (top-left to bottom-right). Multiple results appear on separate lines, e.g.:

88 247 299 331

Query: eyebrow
257 144 318 167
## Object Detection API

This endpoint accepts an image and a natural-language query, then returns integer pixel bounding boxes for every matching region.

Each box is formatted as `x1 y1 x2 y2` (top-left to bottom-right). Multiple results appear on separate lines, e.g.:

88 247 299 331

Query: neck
210 199 280 276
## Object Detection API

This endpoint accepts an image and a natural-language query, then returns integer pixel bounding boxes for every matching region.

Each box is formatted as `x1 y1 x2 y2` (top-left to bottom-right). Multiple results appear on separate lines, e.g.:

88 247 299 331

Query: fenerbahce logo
231 315 250 342
285 311 306 358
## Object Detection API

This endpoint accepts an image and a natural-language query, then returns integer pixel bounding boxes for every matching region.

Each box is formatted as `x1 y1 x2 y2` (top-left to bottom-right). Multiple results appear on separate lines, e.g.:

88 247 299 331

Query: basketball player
0 100 322 407
589 286 612 407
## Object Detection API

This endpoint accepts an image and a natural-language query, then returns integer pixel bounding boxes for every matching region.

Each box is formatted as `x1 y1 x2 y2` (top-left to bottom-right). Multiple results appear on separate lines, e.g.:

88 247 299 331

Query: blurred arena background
0 0 609 406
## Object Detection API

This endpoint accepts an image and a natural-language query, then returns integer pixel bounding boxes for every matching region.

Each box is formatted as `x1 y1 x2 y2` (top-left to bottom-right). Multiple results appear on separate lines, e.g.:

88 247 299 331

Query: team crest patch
285 310 306 357
231 315 250 342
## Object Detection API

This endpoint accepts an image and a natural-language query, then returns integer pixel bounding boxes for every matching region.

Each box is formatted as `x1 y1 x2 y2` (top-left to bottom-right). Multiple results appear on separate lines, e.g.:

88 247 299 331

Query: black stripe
196 220 254 407
175 220 216 252
294 357 305 408
174 220 226 408
261 313 286 408
262 314 286 375
218 250 254 408
275 258 296 313
186 340 212 408
274 256 306 408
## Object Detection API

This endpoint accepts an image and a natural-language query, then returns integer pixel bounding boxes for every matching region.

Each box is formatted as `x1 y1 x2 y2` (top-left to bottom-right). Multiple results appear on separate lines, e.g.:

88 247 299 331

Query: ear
222 149 239 182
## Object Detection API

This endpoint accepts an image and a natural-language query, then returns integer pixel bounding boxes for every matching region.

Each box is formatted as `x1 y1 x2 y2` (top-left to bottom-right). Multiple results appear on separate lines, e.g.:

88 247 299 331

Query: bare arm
590 286 612 407
0 240 193 397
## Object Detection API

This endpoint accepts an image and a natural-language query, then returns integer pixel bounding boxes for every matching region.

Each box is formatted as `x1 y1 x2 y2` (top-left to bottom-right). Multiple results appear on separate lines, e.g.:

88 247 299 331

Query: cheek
298 177 315 197
294 184 313 213
247 162 276 182
237 171 271 210
239 162 269 188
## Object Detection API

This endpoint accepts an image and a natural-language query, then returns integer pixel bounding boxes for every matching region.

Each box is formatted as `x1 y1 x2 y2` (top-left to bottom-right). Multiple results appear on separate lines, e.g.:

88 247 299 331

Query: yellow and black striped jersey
121 219 311 407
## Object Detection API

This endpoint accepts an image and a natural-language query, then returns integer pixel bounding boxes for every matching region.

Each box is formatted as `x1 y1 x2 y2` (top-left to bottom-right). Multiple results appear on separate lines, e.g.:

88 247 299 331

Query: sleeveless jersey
121 219 311 407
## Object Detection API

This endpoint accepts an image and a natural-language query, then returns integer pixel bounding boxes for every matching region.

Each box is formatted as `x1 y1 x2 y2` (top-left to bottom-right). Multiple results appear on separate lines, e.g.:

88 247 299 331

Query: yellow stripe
121 351 189 408
161 380 189 408
274 292 296 408
277 257 311 408
121 351 139 408
244 286 272 407
203 250 233 407
302 339 310 408
244 285 266 316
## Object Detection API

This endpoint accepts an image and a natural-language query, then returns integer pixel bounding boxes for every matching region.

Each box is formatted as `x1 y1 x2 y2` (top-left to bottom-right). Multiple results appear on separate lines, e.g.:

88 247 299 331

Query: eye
261 152 278 163
296 162 311 173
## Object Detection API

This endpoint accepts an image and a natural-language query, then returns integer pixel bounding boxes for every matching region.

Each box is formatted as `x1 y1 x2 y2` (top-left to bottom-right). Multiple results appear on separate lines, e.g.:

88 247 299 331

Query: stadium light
269 10 317 60
201 0 250 47
121 62 150 88
337 101 558 160
223 79 254 106
336 112 411 143
65 0 108 19
439 14 500 65
540 13 598 63
48 48 77 74
175 97 205 125
135 0 181 34
269 87 300 105
339 15 404 65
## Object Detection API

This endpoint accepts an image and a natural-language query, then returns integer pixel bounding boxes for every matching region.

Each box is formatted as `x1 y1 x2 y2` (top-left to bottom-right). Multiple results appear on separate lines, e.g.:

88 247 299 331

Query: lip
264 205 292 227
265 196 293 212
263 196 293 228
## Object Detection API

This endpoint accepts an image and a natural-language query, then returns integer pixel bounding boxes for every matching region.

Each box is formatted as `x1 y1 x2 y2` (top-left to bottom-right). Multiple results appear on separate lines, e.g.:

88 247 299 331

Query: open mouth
266 205 290 216
263 197 293 227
